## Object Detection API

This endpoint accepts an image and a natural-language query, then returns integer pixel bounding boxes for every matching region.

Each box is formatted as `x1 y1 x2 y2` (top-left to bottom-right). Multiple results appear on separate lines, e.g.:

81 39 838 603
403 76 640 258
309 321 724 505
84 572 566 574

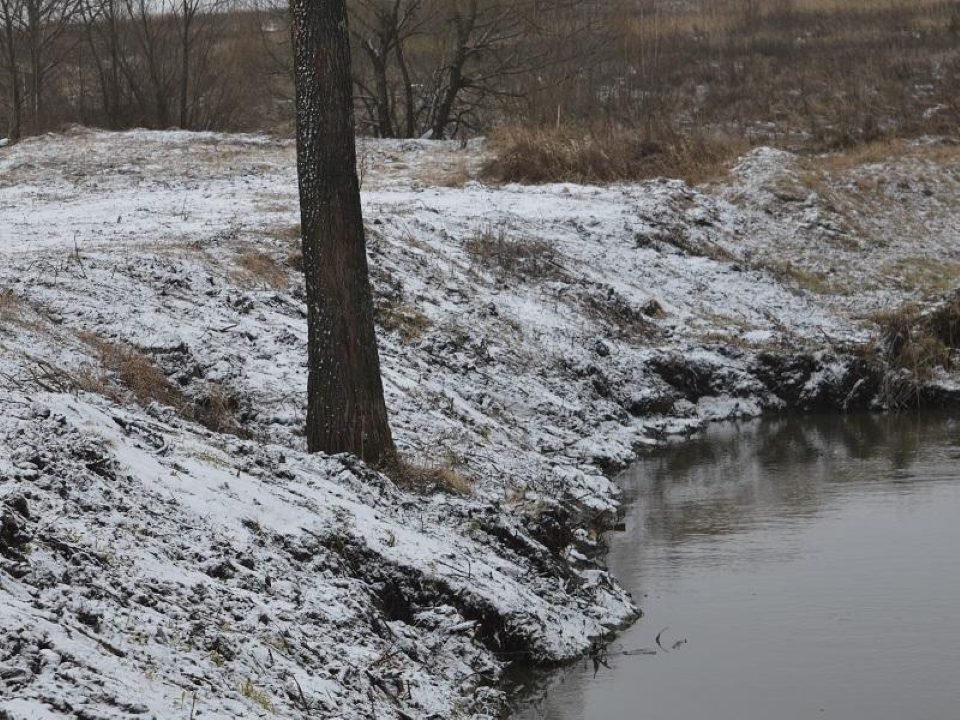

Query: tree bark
290 0 396 465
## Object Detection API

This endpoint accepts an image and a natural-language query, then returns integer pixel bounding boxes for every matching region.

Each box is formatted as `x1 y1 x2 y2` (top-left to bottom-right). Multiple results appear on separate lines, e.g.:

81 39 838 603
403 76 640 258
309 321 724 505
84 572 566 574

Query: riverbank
1 129 958 718
514 412 960 720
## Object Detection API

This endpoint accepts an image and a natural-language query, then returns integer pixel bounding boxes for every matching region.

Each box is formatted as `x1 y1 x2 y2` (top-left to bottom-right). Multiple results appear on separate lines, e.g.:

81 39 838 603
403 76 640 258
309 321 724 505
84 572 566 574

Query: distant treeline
2 0 959 153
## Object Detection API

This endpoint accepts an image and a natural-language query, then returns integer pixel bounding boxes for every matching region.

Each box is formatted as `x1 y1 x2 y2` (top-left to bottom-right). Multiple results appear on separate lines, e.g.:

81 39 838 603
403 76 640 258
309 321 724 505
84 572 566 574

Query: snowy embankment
1 129 958 719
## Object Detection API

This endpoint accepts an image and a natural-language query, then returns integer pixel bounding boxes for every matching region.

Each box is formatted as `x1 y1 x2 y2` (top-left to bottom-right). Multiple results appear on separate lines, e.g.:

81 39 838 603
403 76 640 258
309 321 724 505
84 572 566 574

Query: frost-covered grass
1 128 959 719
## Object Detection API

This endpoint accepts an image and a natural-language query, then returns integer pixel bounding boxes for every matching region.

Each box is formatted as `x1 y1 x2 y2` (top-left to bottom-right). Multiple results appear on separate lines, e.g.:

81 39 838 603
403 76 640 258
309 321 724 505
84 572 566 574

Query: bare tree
422 0 596 139
122 0 176 126
27 0 82 126
289 0 396 464
351 0 425 138
0 0 81 134
79 0 127 128
171 0 224 129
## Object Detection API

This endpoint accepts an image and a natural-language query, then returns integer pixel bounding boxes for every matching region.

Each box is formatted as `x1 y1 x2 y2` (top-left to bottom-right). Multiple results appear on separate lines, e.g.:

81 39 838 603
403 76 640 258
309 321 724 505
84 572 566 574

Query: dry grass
234 249 289 289
510 0 960 173
0 289 50 333
0 289 23 324
420 158 472 187
77 331 247 436
389 454 474 496
883 257 960 299
813 139 960 180
464 224 566 281
269 223 302 243
482 126 746 185
192 383 248 436
871 293 960 407
376 299 432 342
763 261 846 296
79 332 185 409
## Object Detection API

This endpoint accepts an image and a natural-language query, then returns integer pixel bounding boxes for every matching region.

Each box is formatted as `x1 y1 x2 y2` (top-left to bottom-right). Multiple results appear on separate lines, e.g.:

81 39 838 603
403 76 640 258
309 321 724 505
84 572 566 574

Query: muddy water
515 413 960 720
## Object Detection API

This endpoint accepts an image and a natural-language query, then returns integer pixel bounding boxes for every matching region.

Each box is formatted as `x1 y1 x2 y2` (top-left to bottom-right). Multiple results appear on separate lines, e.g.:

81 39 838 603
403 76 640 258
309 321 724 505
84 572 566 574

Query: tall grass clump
872 292 960 407
481 125 745 185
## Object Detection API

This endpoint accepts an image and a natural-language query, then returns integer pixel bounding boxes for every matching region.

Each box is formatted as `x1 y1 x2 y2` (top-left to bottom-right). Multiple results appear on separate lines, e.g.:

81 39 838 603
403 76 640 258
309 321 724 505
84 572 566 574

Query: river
514 412 960 720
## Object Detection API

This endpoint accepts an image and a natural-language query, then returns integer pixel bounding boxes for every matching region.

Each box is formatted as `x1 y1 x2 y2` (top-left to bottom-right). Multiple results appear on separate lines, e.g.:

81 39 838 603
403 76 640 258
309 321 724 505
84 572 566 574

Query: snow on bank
1 129 957 718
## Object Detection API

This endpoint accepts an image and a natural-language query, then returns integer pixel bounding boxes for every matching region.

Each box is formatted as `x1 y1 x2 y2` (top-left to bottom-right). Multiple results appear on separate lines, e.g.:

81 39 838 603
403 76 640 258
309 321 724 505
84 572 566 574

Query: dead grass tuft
376 298 432 341
883 257 960 299
193 383 248 436
421 158 471 187
389 454 474 496
465 224 566 282
77 331 248 436
871 293 960 407
235 250 288 289
764 261 845 296
481 126 746 186
0 289 23 324
79 332 185 409
269 223 301 244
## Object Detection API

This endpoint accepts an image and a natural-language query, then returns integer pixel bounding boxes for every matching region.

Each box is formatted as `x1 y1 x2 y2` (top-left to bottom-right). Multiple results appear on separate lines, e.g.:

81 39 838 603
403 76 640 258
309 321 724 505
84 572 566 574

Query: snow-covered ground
1 128 958 719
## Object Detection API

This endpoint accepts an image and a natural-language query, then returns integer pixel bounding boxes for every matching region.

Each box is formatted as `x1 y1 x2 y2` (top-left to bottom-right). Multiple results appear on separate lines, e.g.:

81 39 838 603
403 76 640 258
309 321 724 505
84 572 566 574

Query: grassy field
489 0 960 182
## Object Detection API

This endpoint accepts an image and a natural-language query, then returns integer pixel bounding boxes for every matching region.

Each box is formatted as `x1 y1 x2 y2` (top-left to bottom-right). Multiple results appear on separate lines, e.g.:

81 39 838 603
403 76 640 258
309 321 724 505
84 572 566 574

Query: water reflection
515 412 960 720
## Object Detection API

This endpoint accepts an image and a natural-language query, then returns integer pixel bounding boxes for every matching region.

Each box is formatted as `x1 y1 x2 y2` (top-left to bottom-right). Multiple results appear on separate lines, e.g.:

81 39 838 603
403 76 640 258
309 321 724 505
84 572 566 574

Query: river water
515 413 960 720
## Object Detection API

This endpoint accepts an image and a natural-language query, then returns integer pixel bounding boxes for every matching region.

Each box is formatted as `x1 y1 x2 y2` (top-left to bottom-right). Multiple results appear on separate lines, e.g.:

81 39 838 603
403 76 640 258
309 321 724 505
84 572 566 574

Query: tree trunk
363 42 393 138
108 1 121 127
2 20 20 142
430 58 463 139
178 6 189 128
7 64 20 141
27 0 40 130
395 39 415 138
290 0 396 465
